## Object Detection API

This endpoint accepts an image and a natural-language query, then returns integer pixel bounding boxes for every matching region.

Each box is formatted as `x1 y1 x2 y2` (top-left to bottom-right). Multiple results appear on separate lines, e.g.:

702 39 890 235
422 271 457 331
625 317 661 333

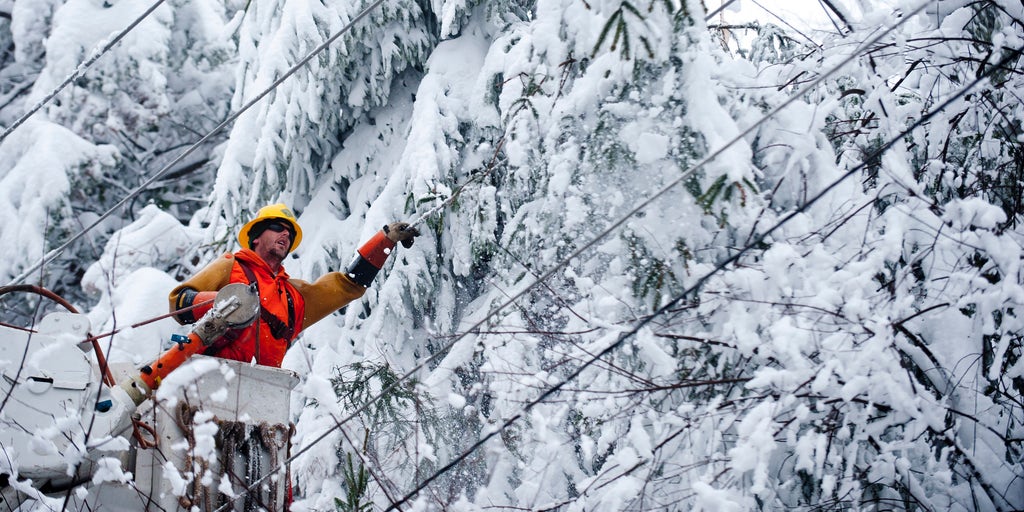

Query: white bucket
128 355 299 511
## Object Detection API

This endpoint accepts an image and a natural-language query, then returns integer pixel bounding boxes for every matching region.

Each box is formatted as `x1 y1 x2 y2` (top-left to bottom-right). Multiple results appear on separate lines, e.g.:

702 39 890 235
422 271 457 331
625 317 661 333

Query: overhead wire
216 3 931 509
704 0 741 21
3 0 389 507
0 0 168 145
6 0 390 287
747 0 822 48
385 38 1024 512
12 0 1000 507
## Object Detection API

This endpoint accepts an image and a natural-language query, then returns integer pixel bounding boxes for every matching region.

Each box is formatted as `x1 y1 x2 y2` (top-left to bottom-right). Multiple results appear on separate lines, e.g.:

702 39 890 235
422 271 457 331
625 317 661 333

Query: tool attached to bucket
121 283 259 404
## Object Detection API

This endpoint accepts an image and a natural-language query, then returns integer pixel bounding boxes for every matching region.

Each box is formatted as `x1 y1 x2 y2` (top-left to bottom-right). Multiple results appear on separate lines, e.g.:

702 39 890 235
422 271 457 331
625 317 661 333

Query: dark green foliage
331 362 421 442
329 363 429 508
624 231 679 309
335 449 371 512
592 2 653 59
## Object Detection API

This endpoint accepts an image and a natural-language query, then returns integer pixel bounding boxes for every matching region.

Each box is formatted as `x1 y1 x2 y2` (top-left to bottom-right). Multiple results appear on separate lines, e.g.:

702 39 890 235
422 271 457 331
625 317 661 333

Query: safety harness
237 260 296 341
204 260 297 358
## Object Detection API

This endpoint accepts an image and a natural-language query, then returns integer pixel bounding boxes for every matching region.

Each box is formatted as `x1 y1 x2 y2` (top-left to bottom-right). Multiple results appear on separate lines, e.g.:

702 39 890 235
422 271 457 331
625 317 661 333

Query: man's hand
384 222 421 248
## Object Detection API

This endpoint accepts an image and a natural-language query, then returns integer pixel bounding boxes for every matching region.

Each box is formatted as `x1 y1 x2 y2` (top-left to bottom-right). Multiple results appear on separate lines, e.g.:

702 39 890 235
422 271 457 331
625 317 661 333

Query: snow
154 357 222 406
728 400 777 493
28 0 170 106
693 481 749 512
190 410 220 463
91 457 132 485
0 0 1022 510
300 373 342 416
0 119 118 279
87 266 183 364
943 197 1008 230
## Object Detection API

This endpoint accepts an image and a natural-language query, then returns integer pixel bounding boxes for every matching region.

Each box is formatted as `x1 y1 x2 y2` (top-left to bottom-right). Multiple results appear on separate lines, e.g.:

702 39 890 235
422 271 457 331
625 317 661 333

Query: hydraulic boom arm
117 283 259 405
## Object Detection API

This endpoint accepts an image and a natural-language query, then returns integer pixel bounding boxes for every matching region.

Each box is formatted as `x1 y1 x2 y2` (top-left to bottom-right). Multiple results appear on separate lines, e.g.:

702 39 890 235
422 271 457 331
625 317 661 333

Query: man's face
252 221 294 262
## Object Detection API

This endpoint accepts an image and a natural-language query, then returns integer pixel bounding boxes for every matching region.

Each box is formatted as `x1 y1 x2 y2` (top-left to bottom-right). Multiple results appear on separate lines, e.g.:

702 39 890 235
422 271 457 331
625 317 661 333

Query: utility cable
748 0 821 48
386 41 1024 512
215 3 928 509
704 0 741 21
6 0 390 287
0 0 167 144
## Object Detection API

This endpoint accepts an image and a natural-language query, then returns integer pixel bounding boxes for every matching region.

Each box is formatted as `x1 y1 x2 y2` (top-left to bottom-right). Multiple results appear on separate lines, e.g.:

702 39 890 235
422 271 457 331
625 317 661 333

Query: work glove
384 222 420 248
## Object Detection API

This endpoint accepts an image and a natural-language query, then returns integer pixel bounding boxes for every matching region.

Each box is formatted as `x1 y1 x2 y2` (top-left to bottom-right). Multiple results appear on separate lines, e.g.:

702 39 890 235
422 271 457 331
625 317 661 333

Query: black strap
237 260 297 342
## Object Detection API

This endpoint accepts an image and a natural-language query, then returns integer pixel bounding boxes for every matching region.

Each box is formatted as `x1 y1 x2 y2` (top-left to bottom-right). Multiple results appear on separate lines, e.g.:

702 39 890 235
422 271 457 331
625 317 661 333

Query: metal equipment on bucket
0 283 298 510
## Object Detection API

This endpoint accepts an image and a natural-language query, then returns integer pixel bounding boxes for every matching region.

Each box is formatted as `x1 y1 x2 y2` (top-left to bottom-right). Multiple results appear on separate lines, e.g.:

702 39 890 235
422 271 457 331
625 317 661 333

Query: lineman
168 203 418 368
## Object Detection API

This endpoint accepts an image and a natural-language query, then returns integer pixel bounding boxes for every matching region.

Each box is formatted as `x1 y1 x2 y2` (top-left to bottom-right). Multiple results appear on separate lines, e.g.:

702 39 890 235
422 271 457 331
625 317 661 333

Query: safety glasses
265 223 291 233
263 222 295 239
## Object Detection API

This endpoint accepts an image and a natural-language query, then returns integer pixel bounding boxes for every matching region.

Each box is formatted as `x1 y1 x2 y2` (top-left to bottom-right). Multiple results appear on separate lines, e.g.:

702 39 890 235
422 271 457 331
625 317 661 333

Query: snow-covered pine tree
0 0 1018 509
682 0 1024 509
0 0 240 324
205 0 443 235
338 0 773 508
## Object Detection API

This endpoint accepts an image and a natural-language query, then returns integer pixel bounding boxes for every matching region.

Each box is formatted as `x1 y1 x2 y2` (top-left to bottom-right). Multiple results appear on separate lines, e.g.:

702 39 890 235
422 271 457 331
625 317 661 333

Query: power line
704 0 741 21
4 0 738 289
217 3 929 509
0 0 167 144
385 40 1023 512
748 0 821 48
6 0 390 287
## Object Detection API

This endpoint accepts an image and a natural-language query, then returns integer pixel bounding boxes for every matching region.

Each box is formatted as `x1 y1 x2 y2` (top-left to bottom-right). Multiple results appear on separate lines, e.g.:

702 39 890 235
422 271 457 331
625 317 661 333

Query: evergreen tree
0 0 1020 509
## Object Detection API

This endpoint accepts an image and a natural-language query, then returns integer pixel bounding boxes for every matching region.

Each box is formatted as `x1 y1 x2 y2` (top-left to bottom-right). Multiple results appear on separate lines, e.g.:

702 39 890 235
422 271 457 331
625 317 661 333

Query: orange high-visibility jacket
168 231 395 367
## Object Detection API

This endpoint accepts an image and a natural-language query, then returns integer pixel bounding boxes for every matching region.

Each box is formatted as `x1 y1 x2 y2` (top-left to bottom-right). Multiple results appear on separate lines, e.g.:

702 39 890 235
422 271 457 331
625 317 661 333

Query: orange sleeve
291 272 367 328
346 230 398 287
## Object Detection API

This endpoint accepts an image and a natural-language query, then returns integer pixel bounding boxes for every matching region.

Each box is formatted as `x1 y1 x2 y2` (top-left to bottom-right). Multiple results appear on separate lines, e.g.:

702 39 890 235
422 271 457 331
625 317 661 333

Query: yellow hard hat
237 203 303 251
